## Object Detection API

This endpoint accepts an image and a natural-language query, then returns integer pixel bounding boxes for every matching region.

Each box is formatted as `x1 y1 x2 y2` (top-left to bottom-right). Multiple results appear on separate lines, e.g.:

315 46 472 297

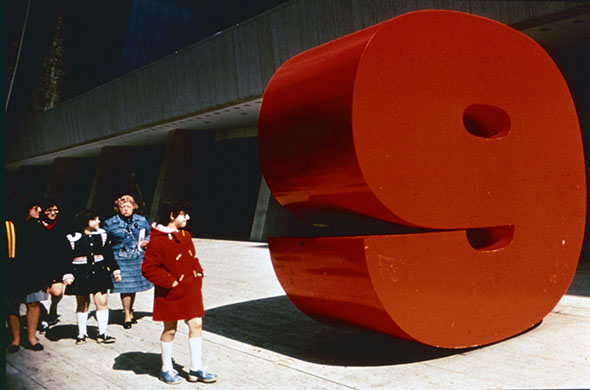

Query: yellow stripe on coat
5 220 16 258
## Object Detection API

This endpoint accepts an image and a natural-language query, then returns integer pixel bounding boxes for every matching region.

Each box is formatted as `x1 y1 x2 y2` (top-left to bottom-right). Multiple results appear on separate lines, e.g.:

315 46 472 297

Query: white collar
85 227 106 235
152 223 176 233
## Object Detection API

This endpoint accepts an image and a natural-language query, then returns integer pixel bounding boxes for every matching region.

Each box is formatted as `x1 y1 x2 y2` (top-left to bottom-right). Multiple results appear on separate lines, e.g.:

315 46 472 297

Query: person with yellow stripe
5 198 48 353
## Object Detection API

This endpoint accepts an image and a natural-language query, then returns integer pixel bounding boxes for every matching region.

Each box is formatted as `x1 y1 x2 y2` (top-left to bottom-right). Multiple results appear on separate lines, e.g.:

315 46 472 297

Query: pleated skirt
111 255 153 293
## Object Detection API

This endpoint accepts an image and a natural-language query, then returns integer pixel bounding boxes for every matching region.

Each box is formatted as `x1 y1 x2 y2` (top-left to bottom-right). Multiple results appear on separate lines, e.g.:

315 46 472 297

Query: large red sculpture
258 10 586 348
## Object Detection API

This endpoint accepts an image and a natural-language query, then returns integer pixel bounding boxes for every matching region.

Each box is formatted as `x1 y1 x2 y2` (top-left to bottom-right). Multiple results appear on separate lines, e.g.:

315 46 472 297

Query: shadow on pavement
107 309 152 325
112 352 187 380
44 324 98 342
203 295 470 366
567 260 590 297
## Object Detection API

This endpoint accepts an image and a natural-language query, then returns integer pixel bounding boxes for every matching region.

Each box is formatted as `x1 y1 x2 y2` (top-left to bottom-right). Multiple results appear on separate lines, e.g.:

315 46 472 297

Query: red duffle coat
141 224 205 321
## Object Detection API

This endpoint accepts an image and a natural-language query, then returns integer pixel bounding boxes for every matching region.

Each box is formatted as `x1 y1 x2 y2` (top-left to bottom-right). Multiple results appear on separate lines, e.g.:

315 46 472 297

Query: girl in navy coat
63 209 121 345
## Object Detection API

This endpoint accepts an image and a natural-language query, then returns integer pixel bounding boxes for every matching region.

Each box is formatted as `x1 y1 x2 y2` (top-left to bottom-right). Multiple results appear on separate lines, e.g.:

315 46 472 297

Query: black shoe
97 333 116 344
7 345 20 354
131 317 137 324
23 342 44 351
123 321 132 329
76 334 87 345
30 343 44 351
47 314 60 326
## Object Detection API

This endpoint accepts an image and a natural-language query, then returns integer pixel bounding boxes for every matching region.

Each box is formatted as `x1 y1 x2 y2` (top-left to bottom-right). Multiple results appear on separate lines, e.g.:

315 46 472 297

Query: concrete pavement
5 239 590 389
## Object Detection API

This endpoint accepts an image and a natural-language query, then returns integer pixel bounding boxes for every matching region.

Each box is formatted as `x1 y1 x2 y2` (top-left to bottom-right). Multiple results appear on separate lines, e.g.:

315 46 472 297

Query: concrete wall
5 1 589 248
87 145 164 220
45 157 98 228
544 40 590 263
151 130 261 240
6 1 588 165
5 166 51 220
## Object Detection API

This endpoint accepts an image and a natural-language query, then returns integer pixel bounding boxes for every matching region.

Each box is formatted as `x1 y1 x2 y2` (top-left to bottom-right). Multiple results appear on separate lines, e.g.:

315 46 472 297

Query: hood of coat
150 223 188 242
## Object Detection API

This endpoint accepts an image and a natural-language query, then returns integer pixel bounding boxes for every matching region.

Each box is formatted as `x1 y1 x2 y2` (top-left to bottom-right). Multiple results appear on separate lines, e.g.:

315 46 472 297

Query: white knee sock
96 309 109 335
76 312 88 336
189 337 203 371
161 341 174 372
40 298 50 312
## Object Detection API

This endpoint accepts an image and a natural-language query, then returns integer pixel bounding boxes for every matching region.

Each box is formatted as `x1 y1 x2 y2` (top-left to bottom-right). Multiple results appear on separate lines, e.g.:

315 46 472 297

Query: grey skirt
24 290 48 304
111 255 152 294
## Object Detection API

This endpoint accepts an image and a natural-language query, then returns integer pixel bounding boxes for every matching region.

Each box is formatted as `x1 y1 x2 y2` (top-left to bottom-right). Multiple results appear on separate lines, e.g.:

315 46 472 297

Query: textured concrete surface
5 238 590 389
8 1 589 166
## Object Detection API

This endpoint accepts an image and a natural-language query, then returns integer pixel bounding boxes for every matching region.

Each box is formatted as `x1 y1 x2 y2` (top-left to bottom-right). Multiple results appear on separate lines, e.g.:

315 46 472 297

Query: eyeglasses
45 208 59 214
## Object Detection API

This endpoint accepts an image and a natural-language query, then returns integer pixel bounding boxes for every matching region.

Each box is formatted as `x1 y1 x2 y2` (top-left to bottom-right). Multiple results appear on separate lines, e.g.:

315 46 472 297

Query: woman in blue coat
103 195 152 329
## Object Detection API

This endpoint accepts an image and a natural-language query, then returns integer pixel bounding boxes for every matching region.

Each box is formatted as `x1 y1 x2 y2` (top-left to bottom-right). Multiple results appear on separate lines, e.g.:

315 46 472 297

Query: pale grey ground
5 239 590 389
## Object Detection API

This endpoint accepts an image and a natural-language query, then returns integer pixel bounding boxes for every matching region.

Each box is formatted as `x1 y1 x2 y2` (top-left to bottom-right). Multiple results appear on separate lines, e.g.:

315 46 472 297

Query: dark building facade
4 1 590 264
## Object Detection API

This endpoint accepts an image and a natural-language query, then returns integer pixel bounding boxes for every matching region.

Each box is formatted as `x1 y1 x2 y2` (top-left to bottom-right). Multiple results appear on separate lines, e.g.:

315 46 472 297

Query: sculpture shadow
113 352 187 380
203 295 471 366
567 260 590 297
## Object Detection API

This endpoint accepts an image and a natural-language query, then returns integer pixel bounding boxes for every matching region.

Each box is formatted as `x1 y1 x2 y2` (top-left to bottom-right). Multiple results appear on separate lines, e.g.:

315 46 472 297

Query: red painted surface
259 10 586 348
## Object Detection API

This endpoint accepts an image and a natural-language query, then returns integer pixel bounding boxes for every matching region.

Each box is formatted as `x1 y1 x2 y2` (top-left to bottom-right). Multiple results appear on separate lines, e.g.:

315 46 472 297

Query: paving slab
5 239 590 389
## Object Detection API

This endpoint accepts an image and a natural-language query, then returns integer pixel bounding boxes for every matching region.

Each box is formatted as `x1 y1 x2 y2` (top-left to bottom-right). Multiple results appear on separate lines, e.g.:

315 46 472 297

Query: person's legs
186 317 216 383
75 295 90 312
93 291 114 342
186 317 202 338
39 296 50 326
160 321 177 372
7 314 20 346
48 282 63 321
158 321 181 383
186 317 203 370
24 302 41 346
75 295 90 339
121 293 136 324
6 301 21 348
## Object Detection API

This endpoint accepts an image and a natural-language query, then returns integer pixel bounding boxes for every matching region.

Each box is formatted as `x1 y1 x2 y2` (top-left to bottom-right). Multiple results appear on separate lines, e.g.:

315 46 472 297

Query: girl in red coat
142 199 217 385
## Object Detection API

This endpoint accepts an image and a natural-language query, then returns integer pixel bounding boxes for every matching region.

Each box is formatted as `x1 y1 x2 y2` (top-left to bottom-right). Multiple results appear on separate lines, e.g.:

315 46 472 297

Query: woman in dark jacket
39 198 68 326
5 198 49 352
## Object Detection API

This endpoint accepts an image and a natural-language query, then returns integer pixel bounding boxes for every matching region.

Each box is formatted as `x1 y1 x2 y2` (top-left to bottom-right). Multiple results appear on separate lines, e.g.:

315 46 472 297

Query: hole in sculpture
463 104 510 138
466 225 514 251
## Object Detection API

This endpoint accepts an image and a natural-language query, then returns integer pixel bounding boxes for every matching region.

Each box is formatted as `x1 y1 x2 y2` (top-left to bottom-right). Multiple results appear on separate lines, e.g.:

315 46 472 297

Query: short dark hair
155 199 190 225
17 196 41 216
75 209 99 231
42 198 59 211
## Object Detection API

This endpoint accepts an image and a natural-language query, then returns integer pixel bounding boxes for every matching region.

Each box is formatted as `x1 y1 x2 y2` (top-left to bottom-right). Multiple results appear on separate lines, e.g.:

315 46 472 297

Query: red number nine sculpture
258 10 586 348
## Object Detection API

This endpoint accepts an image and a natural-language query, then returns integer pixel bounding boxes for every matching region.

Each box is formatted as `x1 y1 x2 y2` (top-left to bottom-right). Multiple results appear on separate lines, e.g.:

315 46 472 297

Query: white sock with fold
76 312 88 336
189 337 203 371
96 309 109 335
161 341 174 372
40 298 50 312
